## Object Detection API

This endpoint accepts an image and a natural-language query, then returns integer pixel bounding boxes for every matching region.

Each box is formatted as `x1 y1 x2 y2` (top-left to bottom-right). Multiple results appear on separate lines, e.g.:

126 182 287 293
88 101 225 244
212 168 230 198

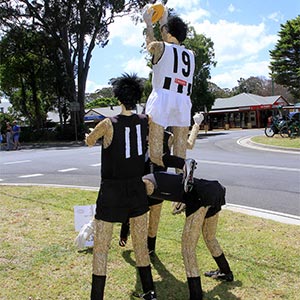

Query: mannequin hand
193 112 204 125
74 219 95 249
143 4 153 26
159 6 168 28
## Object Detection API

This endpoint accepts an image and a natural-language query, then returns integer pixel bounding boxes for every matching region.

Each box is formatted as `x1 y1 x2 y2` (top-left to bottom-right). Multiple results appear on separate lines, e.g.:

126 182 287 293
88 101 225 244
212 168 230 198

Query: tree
231 76 296 103
208 82 232 99
270 16 300 100
0 27 58 128
0 0 153 137
85 87 114 103
85 97 118 109
184 27 217 113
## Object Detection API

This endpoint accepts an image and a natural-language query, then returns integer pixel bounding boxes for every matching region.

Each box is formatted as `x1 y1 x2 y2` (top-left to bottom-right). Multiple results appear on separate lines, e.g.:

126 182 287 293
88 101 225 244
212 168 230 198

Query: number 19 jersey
146 42 195 128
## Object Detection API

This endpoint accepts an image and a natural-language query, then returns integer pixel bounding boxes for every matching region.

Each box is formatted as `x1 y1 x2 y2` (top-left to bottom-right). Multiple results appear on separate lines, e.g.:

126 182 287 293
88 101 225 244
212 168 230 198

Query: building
208 93 290 129
84 104 145 126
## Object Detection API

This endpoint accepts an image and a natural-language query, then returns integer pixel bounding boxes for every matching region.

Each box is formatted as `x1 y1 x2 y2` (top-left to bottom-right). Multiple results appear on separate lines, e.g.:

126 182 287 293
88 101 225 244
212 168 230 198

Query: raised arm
143 4 168 58
186 113 204 149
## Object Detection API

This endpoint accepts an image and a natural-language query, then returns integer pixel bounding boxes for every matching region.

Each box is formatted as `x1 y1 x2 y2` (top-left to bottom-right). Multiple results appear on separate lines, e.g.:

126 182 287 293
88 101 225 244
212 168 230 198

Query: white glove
193 112 204 125
159 6 168 28
143 4 153 26
74 219 95 249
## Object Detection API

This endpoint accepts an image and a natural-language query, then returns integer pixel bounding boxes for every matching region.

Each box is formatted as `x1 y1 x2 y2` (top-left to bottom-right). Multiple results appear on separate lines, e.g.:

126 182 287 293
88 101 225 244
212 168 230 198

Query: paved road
1 129 299 224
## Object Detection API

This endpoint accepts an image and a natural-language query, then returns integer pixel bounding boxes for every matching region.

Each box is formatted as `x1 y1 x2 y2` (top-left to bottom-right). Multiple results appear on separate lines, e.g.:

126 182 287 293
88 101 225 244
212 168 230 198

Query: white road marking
58 168 78 172
18 174 44 178
90 163 101 167
4 160 31 165
198 159 300 172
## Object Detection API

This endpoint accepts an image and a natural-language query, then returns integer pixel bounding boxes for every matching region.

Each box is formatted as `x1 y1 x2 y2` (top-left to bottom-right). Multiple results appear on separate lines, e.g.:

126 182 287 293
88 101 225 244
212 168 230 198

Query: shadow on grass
122 250 187 299
122 250 242 300
204 280 243 300
77 247 93 254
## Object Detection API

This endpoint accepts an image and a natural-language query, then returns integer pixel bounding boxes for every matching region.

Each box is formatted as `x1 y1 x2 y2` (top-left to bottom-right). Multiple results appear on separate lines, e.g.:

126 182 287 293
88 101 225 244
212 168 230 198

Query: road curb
0 182 299 226
225 203 300 226
237 136 300 154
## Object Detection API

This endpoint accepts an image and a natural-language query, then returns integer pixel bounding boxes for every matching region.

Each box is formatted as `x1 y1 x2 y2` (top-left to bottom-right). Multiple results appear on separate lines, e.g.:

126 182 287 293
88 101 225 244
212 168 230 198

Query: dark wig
111 73 144 110
166 16 188 43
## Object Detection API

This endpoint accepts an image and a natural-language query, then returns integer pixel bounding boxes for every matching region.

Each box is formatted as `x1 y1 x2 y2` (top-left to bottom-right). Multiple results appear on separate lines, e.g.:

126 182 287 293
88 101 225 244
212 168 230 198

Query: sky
86 0 300 93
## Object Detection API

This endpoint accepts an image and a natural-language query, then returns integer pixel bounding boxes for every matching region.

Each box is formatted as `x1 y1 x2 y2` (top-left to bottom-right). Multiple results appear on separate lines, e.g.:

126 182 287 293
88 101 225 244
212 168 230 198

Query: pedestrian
5 121 13 151
12 120 21 150
85 73 157 300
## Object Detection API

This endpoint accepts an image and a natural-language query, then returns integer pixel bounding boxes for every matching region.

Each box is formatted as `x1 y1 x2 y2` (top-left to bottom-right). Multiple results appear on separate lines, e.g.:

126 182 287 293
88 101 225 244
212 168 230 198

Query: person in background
12 120 21 150
5 121 13 151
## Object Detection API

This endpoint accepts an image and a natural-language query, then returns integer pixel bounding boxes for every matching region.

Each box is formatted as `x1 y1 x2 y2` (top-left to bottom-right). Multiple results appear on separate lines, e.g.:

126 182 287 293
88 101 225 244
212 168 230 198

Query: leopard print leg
92 219 114 276
149 121 165 167
182 207 209 278
172 126 189 163
202 213 223 258
130 213 150 267
172 126 189 212
148 203 163 238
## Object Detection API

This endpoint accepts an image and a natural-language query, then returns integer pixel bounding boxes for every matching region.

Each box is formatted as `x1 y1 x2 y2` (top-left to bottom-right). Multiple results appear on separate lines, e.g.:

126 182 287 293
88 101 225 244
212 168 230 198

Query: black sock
147 236 156 253
187 276 202 300
138 265 155 293
91 274 106 300
162 153 185 169
120 220 130 239
213 253 231 274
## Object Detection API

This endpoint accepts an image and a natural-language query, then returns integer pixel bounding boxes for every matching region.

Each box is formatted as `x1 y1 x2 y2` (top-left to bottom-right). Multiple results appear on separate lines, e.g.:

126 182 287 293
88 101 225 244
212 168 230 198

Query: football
149 3 164 23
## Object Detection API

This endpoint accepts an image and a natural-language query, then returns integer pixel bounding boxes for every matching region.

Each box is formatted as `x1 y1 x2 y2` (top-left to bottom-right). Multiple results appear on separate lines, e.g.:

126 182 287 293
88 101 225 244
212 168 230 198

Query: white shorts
145 89 192 128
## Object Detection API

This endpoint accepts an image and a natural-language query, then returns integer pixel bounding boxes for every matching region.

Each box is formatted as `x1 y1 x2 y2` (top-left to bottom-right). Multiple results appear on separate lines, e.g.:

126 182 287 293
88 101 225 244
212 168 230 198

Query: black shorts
95 177 149 223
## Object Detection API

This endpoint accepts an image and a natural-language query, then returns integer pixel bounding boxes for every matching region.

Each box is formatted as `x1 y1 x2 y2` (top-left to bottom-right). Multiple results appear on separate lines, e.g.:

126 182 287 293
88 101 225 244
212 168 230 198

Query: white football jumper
146 42 195 128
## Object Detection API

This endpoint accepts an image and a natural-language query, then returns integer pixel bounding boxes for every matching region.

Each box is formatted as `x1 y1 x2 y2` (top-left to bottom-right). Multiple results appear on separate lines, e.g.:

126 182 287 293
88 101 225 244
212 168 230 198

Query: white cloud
193 20 278 65
181 8 210 24
121 55 151 79
167 0 201 10
211 60 271 88
86 80 109 93
108 15 144 47
267 11 284 22
228 4 235 13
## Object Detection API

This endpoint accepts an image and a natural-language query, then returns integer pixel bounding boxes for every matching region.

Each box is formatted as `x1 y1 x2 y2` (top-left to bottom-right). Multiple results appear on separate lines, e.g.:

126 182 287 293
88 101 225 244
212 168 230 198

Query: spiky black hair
166 16 187 43
111 73 144 110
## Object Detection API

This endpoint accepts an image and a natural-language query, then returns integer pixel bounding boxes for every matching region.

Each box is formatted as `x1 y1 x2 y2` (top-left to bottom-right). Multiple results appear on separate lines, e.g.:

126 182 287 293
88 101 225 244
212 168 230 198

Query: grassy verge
251 135 300 148
0 186 299 300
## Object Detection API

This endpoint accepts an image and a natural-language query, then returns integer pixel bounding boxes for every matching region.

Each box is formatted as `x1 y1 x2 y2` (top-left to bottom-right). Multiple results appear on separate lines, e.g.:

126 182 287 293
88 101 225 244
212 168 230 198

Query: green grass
0 186 299 300
251 135 300 148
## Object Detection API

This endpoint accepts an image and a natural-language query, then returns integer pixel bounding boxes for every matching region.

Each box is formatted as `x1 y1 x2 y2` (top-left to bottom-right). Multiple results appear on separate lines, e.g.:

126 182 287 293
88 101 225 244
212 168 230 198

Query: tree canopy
0 27 59 128
0 0 153 136
270 15 300 100
184 27 217 113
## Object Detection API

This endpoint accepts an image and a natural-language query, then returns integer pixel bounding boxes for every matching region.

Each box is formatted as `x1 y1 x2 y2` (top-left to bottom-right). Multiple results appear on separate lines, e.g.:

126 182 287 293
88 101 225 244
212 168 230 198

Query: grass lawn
0 186 299 300
251 135 300 148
